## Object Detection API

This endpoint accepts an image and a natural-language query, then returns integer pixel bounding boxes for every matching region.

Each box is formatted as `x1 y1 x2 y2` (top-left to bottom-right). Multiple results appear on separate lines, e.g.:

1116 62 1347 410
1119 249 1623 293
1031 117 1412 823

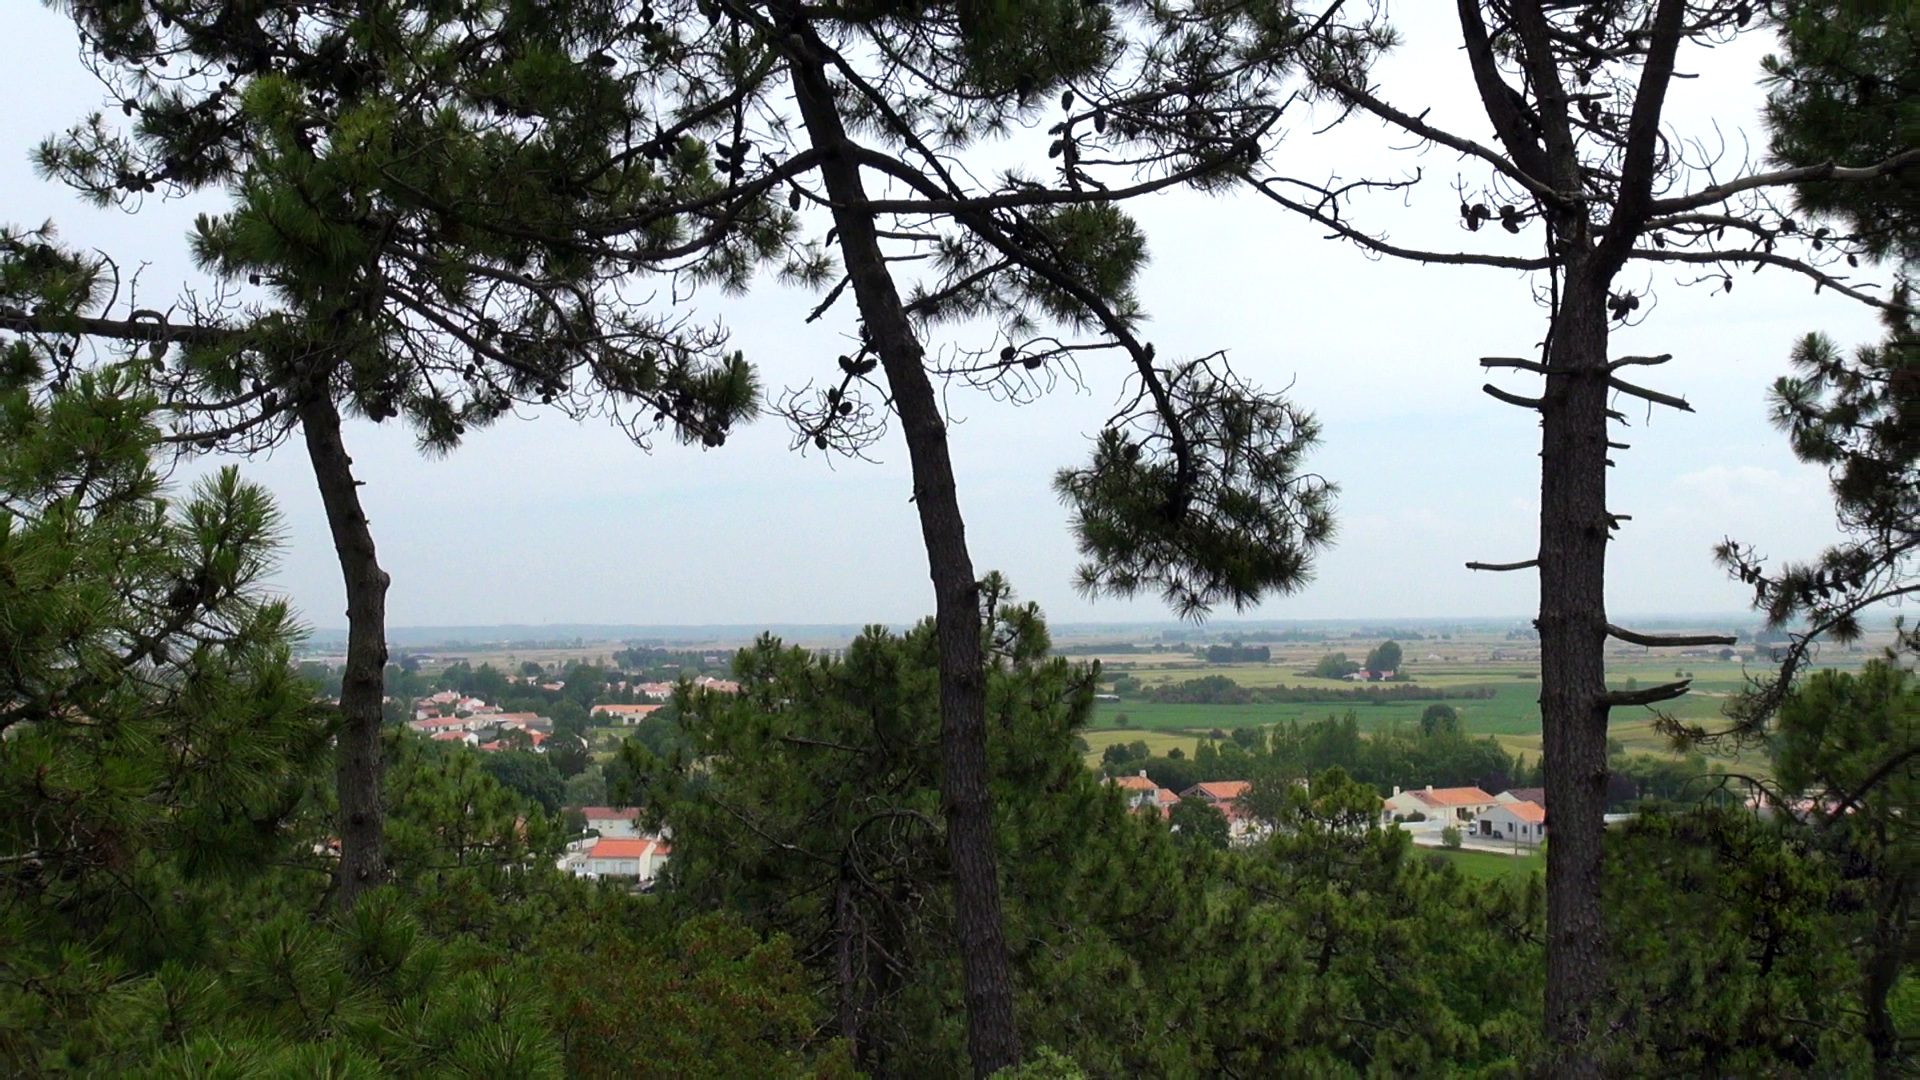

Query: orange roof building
1385 784 1499 823
1183 780 1252 803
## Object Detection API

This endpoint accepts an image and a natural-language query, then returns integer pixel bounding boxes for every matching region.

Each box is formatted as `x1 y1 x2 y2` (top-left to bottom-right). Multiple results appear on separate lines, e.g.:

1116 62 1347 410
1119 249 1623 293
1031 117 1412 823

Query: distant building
1478 799 1547 845
591 703 664 725
579 806 642 838
1108 772 1177 819
1181 781 1258 840
573 837 672 882
1384 785 1499 825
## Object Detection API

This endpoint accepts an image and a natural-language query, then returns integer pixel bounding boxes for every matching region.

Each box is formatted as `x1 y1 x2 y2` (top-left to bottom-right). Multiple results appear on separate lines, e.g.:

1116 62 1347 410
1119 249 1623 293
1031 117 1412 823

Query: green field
1092 680 1549 735
1079 654 1802 772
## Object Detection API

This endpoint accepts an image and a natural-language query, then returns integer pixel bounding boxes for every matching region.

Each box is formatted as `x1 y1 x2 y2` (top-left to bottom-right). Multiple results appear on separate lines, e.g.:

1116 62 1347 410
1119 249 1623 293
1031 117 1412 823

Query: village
400 673 742 886
1106 773 1553 853
398 655 1570 890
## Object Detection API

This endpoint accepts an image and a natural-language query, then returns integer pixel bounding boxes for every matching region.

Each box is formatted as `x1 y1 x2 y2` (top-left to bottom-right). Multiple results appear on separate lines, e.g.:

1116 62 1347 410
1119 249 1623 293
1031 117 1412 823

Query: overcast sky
2 4 1890 632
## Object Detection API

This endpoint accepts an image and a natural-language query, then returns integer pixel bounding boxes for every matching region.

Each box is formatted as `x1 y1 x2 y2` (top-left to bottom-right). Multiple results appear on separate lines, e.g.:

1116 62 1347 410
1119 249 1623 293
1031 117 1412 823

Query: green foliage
41 0 773 454
1141 674 1489 706
1056 363 1336 617
1116 707 1521 823
1310 650 1361 679
0 368 845 1076
1440 825 1463 849
1603 808 1872 1073
626 603 1557 1074
1763 0 1920 267
1421 703 1460 737
0 366 333 1070
1365 639 1403 675
478 750 566 814
538 910 856 1079
1167 797 1230 850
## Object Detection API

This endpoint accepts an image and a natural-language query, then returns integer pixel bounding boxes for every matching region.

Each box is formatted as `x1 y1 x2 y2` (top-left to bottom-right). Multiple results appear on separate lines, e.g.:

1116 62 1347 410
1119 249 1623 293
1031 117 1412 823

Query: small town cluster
402 675 741 884
1108 773 1549 849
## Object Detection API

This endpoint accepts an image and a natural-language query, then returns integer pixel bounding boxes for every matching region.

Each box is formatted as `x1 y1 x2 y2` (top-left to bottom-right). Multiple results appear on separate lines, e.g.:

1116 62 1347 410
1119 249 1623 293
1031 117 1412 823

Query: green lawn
1423 847 1545 883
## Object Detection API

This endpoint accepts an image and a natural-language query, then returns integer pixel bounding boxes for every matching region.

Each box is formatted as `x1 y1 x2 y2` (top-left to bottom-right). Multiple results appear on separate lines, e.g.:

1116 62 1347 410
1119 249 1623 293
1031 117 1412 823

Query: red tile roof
1184 781 1251 801
1110 774 1158 793
1502 787 1547 806
580 806 640 821
1498 800 1547 823
588 839 653 859
1407 786 1495 808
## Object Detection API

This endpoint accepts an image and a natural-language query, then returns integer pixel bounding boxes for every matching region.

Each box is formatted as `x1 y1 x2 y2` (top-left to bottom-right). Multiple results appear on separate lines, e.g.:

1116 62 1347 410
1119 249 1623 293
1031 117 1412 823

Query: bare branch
1608 354 1671 371
1483 383 1543 409
1606 624 1735 647
1631 248 1912 313
1249 180 1553 270
1481 356 1554 374
1608 375 1692 412
1647 147 1920 217
1603 679 1692 707
0 305 238 347
1825 744 1920 823
1466 558 1538 572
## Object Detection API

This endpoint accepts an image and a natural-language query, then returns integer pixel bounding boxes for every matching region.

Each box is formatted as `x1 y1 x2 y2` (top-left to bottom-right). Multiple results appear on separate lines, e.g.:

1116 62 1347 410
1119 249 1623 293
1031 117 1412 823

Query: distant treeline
1055 642 1156 655
1203 644 1271 663
1140 674 1497 706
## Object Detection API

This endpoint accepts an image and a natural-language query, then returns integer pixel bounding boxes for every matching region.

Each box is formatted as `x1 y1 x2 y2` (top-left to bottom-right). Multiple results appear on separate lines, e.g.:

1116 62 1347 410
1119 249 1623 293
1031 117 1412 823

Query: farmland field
1072 632 1875 771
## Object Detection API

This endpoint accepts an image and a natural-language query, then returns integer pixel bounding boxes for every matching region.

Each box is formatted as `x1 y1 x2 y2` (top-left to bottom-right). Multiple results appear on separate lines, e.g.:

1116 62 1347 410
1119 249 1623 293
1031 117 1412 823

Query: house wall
1476 807 1546 845
587 817 640 839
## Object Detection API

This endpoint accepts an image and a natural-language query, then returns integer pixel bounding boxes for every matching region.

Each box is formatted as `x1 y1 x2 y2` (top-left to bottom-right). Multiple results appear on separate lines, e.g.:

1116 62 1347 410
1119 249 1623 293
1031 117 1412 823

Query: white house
1384 785 1499 825
591 703 664 726
580 806 641 838
1477 799 1547 845
574 837 672 882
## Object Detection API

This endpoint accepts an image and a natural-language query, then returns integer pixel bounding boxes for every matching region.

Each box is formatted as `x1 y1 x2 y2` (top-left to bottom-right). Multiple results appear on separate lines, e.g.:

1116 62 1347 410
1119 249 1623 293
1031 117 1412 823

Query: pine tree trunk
835 857 864 1064
783 30 1022 1077
1862 847 1910 1077
1537 266 1613 1075
300 391 391 910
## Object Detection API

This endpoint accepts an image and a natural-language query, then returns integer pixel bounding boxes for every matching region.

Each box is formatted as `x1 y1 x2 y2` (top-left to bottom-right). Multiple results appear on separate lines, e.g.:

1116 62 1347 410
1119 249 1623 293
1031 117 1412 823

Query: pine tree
1764 0 1920 269
20 0 773 906
1208 3 1916 1063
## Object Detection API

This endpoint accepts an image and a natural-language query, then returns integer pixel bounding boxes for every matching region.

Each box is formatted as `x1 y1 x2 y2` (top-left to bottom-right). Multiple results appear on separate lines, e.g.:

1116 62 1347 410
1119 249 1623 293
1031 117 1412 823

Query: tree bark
1537 265 1614 1076
299 391 391 910
782 27 1022 1076
1862 842 1911 1077
835 856 864 1064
